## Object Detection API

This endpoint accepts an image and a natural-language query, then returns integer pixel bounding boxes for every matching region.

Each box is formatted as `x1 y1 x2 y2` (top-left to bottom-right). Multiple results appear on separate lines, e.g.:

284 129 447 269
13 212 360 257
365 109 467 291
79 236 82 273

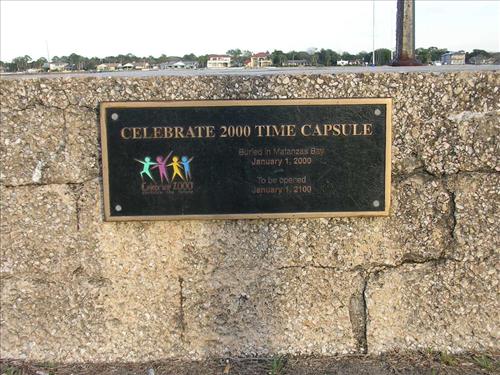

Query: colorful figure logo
181 156 194 180
136 151 194 183
168 156 185 181
151 151 173 183
135 157 157 182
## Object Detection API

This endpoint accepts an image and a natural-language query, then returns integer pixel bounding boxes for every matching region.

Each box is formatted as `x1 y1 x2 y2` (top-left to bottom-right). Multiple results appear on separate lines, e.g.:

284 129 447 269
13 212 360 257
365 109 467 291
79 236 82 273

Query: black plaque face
100 99 392 221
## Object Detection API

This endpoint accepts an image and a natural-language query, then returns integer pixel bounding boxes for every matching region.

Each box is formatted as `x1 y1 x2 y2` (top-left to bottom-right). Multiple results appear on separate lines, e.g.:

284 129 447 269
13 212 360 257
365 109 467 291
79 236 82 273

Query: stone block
1 107 66 185
0 184 80 277
61 107 100 182
366 260 499 353
1 276 106 361
264 174 452 271
182 266 364 357
0 106 98 185
449 173 499 261
93 220 187 360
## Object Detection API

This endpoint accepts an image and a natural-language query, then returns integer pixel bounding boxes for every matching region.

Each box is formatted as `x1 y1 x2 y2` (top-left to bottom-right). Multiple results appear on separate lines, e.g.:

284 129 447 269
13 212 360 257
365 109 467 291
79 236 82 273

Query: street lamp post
392 0 421 66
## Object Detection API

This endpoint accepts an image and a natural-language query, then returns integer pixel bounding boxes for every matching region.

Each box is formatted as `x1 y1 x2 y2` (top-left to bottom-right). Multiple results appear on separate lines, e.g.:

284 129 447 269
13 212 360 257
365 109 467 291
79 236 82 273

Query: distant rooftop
252 52 269 58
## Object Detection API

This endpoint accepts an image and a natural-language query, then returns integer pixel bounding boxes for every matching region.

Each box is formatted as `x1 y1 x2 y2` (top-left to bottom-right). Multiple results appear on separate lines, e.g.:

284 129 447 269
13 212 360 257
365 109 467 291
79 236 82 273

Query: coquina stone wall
0 70 498 362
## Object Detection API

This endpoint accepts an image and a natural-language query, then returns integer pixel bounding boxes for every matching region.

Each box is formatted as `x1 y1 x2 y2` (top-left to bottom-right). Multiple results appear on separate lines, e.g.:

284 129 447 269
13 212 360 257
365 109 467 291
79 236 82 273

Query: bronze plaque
100 99 392 221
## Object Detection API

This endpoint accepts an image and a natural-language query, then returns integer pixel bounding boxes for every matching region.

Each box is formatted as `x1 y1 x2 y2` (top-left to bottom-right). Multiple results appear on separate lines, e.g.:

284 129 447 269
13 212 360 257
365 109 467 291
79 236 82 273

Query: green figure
135 156 157 182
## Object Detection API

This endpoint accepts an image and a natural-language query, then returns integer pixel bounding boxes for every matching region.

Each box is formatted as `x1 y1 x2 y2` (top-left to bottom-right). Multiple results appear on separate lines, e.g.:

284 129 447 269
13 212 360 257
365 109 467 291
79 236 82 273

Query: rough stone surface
1 184 80 277
0 106 98 185
1 70 499 362
183 267 364 357
367 259 499 354
1 71 498 185
448 173 499 262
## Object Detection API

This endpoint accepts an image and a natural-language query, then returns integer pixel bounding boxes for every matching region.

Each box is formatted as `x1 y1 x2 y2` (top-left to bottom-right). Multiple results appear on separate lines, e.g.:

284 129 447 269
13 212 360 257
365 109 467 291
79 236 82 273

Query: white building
207 55 231 69
286 59 308 67
160 61 198 69
49 62 68 71
441 51 465 65
121 63 134 70
134 62 150 70
96 63 121 71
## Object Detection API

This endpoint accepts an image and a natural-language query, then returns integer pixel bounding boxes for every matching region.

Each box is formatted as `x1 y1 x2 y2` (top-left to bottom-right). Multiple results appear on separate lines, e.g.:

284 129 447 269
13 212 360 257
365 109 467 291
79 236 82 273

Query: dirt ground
1 352 499 375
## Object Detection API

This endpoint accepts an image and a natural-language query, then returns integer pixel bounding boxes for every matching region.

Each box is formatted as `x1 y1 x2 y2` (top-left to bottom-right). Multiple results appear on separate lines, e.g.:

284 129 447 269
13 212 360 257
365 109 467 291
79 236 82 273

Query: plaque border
100 98 392 221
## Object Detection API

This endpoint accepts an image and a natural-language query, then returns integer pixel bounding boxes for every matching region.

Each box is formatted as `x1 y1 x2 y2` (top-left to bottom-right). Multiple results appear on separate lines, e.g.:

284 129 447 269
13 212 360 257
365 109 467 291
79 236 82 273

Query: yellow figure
167 156 185 181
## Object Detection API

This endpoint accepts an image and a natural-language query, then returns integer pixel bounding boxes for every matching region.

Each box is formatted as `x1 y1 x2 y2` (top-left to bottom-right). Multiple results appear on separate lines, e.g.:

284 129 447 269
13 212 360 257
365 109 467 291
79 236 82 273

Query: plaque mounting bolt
115 204 122 212
111 113 119 121
374 109 381 116
373 200 380 208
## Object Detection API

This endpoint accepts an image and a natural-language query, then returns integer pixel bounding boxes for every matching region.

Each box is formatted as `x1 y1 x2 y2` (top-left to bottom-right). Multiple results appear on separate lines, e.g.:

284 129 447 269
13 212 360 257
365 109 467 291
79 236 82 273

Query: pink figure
151 151 173 183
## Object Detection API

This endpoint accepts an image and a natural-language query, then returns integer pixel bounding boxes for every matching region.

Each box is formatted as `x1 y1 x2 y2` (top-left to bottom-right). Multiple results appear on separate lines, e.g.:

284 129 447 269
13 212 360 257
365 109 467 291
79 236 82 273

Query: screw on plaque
115 204 122 212
374 109 381 116
111 113 119 121
373 200 380 208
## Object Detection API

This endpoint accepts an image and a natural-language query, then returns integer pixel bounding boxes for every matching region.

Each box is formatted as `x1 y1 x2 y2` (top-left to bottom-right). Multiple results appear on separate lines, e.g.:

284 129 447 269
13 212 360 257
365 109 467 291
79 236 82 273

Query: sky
1 0 499 62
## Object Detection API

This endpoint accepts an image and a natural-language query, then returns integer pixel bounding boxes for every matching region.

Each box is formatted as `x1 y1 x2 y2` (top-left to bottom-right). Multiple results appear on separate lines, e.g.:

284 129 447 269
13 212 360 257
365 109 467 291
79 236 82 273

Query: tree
286 51 311 64
341 52 355 61
34 57 48 69
415 47 448 64
67 53 85 70
241 50 252 65
157 54 169 63
429 47 448 62
468 49 490 58
374 48 392 65
271 50 287 66
416 48 430 64
86 57 101 70
183 53 197 61
466 49 491 64
197 55 209 68
12 55 32 71
318 49 339 66
226 49 242 66
357 50 390 65
310 51 320 66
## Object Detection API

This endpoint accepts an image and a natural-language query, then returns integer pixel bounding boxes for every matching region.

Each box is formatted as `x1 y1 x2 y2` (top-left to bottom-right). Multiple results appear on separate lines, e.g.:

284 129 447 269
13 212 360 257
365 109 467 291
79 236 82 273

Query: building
160 60 198 69
286 59 308 67
469 55 496 65
159 61 175 69
207 55 231 69
337 59 349 66
134 62 150 70
441 51 465 65
121 63 134 70
96 63 121 71
248 52 272 68
49 62 68 71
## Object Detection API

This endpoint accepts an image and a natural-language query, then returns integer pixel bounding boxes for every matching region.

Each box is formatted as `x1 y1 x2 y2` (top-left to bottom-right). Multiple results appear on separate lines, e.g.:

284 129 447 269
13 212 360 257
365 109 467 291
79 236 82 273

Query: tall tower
392 0 421 66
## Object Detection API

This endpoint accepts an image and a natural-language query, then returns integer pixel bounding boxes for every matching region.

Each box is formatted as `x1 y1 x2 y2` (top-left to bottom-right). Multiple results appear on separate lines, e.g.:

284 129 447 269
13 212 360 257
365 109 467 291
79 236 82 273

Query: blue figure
180 156 194 180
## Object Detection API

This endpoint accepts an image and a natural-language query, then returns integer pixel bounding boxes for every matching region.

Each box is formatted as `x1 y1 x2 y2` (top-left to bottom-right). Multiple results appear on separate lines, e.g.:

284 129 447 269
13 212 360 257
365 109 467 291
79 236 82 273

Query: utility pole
392 0 421 66
372 0 375 66
46 41 50 63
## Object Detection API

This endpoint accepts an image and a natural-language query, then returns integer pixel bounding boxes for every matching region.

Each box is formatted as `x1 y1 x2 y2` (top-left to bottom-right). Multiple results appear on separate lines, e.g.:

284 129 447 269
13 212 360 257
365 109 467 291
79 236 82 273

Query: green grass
269 355 286 375
473 355 493 370
439 352 457 366
2 366 23 375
